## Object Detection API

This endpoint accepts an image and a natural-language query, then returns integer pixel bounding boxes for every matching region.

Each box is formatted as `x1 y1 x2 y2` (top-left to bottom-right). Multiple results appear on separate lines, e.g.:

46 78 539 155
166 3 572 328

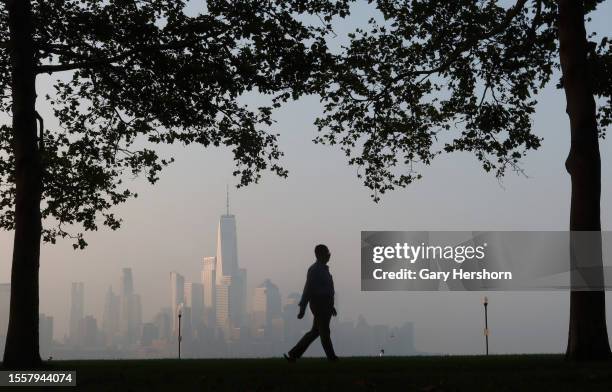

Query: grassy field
5 355 612 391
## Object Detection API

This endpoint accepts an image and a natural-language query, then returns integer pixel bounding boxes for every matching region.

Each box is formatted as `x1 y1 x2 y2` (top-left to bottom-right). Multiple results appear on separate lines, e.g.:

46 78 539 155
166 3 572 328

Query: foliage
0 0 349 247
314 0 611 201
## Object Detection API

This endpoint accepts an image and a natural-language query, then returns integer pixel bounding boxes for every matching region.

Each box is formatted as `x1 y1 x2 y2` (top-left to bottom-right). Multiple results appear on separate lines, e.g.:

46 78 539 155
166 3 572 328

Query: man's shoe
328 356 340 362
283 353 297 363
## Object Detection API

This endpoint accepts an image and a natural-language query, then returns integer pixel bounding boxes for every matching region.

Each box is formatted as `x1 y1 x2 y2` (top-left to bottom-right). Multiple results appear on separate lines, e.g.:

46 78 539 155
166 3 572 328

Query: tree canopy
314 0 611 200
0 0 349 247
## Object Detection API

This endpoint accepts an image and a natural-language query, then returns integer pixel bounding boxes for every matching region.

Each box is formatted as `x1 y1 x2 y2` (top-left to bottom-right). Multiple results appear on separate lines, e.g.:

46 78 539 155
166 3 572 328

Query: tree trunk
2 0 43 368
559 0 611 360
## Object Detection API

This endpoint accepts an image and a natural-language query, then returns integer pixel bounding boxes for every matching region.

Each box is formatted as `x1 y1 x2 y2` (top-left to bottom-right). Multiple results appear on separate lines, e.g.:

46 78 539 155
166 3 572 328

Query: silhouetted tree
314 0 612 360
0 0 348 368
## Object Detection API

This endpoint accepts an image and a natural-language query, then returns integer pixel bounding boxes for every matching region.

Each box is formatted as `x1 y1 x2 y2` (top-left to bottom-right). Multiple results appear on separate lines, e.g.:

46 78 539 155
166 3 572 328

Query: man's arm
297 268 313 318
330 273 337 316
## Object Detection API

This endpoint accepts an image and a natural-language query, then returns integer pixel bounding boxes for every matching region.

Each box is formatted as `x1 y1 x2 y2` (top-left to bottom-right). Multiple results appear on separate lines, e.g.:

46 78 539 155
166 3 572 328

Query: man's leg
315 311 337 360
288 318 320 359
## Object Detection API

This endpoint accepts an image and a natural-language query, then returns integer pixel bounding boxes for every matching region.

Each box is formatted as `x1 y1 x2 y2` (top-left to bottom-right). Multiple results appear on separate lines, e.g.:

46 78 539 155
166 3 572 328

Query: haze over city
2 0 612 358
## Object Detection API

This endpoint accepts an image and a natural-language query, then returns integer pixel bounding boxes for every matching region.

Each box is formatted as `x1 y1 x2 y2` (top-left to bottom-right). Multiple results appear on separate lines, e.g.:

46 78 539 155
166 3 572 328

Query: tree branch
36 49 136 74
35 39 198 74
393 0 529 81
362 0 530 103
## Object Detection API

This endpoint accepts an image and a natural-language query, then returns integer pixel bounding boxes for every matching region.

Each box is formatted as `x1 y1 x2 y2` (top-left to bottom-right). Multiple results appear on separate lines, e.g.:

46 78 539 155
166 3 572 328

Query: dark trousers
288 299 337 359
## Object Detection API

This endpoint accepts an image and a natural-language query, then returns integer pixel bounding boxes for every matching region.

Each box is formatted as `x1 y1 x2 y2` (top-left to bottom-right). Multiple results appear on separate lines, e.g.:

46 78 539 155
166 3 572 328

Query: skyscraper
201 256 216 326
184 282 204 327
120 294 142 345
141 322 159 347
180 305 193 344
215 275 231 332
231 268 247 327
120 267 133 297
78 315 99 347
214 190 247 336
170 271 185 335
119 269 132 340
253 279 282 331
119 268 142 344
69 282 84 344
153 308 172 341
215 190 239 280
39 313 54 358
253 288 266 333
102 286 120 345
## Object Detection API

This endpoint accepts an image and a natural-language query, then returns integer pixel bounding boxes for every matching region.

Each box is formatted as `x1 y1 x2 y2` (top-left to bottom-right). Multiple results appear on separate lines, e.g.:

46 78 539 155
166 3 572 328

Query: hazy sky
2 1 612 355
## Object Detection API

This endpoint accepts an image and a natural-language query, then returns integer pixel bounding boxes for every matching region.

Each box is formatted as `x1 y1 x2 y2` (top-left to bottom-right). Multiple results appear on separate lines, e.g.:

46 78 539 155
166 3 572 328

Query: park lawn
7 355 612 391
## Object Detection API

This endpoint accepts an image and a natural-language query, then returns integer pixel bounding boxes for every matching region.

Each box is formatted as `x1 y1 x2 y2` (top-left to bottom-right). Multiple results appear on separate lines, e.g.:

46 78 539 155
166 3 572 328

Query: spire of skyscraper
226 184 229 215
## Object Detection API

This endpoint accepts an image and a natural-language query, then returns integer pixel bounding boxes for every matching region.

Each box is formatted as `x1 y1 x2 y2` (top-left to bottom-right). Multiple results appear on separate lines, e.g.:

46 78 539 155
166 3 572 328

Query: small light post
482 296 489 355
178 303 183 359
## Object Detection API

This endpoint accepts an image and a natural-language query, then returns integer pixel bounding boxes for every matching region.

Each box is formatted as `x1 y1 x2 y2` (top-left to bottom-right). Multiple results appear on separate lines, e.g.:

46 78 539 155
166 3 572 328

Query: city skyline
0 204 418 359
0 270 413 359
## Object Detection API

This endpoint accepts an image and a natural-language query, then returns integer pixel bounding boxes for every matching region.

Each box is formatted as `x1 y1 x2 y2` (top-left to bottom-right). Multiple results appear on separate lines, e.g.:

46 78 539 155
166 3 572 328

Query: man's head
315 244 331 264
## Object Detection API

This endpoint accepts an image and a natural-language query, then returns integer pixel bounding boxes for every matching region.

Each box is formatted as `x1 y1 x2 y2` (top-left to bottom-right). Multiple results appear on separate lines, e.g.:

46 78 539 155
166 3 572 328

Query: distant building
141 322 159 347
184 282 204 328
170 272 185 335
283 292 308 344
387 322 416 356
78 315 99 348
69 282 84 344
269 317 284 342
214 195 247 336
252 279 282 332
119 268 142 345
0 283 10 354
215 275 231 333
235 268 247 326
120 268 134 297
286 292 300 306
201 256 216 326
39 313 54 358
215 206 239 280
102 286 120 345
179 306 193 343
119 294 142 345
153 308 172 341
252 290 266 332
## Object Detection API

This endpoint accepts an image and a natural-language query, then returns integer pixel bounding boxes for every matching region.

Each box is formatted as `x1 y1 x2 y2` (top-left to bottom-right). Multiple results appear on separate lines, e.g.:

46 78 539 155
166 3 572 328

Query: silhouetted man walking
285 244 339 362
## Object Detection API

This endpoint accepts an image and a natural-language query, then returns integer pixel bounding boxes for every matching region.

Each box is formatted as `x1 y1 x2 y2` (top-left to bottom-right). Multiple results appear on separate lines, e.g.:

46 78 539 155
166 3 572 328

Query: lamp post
178 303 183 359
482 296 489 355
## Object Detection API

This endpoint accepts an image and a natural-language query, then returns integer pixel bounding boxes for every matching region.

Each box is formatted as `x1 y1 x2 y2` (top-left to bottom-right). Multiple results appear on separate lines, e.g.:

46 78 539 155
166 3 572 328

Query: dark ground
4 355 612 391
